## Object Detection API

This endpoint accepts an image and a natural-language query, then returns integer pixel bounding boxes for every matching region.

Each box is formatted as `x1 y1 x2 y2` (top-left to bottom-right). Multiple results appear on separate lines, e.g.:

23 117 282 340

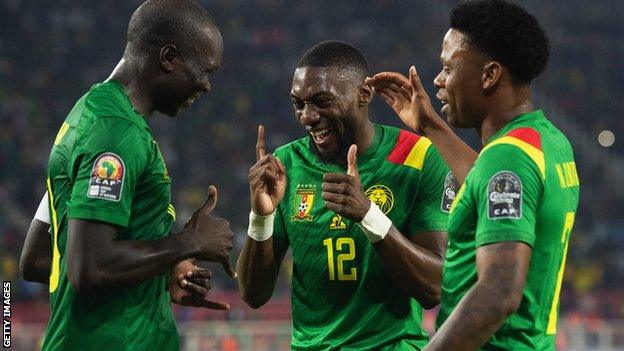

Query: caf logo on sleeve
441 172 459 213
487 171 522 219
87 152 125 201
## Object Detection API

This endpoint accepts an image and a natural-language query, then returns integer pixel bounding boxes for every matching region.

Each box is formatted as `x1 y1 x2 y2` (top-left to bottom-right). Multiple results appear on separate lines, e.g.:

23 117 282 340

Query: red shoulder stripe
387 129 422 164
507 127 542 150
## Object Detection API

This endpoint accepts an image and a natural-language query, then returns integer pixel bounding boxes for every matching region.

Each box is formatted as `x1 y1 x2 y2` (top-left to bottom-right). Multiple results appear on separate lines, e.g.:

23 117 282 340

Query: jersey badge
441 172 459 213
329 214 347 230
292 185 316 221
487 171 522 219
365 184 394 214
88 152 125 202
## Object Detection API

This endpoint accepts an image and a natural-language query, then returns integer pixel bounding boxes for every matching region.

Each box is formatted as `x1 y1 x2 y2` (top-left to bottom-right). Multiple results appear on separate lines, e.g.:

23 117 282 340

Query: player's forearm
68 227 200 294
237 238 280 308
424 278 516 351
423 119 478 185
373 227 443 309
20 219 52 284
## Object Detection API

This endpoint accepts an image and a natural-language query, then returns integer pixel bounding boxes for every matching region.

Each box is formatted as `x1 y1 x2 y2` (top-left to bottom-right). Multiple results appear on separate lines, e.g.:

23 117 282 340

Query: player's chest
282 164 417 239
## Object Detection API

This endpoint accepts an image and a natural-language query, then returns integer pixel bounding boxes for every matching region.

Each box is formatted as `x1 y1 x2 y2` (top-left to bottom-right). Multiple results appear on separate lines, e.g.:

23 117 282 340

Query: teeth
311 128 332 140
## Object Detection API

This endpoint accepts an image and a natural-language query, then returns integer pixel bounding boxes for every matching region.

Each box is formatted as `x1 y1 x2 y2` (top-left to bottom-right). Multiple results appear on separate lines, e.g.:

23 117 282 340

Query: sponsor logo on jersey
292 185 315 221
487 171 522 219
441 172 458 213
365 184 394 215
329 214 347 230
87 152 125 202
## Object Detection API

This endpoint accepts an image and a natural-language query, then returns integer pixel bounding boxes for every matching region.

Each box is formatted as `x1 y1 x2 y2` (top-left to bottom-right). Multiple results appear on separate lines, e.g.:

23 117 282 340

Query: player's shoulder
479 126 545 179
82 81 145 127
382 124 437 172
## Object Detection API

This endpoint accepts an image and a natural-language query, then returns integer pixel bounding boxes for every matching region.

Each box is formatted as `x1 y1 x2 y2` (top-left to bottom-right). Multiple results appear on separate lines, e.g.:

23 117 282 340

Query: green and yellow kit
273 124 453 350
438 110 580 350
43 80 178 350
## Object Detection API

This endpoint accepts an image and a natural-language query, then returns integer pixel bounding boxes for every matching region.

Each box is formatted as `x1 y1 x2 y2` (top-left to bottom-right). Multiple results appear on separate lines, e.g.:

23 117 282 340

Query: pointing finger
256 125 266 161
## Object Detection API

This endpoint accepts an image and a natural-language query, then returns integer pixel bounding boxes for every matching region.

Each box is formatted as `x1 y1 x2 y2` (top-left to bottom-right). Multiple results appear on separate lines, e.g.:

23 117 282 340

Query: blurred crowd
1 0 623 321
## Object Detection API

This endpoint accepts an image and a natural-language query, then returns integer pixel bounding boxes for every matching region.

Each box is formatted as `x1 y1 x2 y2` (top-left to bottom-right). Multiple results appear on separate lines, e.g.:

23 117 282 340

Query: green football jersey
437 110 580 350
273 124 452 351
42 80 178 350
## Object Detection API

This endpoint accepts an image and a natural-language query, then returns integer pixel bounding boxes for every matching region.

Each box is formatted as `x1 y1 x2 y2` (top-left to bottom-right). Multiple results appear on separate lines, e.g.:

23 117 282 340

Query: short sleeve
473 145 543 247
407 146 451 234
66 117 149 227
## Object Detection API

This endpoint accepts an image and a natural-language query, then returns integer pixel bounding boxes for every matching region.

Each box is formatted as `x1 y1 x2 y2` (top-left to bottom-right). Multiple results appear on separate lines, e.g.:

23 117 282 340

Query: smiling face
153 26 223 117
433 28 488 129
290 65 362 164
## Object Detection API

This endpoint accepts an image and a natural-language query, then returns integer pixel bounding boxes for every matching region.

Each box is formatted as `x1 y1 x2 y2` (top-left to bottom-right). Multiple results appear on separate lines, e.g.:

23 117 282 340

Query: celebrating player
238 41 454 350
366 0 580 349
19 1 236 350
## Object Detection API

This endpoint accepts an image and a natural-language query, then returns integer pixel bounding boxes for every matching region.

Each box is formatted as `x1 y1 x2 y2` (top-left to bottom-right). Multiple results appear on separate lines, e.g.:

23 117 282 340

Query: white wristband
247 210 275 242
357 203 392 243
34 192 50 224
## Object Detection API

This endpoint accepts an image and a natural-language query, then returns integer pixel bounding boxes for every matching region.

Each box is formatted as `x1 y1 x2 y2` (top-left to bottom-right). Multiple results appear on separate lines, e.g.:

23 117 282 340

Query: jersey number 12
323 237 357 281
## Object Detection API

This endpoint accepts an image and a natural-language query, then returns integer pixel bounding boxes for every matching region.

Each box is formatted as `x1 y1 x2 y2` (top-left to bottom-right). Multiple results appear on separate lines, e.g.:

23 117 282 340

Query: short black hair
450 0 549 85
127 0 218 52
296 41 369 81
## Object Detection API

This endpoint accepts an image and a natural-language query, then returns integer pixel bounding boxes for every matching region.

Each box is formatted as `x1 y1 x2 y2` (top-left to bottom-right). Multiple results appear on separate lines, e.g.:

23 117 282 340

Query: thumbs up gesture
322 145 372 222
184 186 236 278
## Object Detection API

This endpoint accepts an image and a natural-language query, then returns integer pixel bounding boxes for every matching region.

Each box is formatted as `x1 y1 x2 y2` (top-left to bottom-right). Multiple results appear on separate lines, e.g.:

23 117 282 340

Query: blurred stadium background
1 0 623 350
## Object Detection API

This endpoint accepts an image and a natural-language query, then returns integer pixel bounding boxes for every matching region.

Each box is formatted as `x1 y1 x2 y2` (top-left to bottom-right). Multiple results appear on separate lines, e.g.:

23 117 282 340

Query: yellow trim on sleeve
53 122 70 146
403 137 432 170
481 136 546 179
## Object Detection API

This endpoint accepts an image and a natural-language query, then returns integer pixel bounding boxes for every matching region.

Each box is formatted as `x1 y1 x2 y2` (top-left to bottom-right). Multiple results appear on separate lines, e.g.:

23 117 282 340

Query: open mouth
183 93 202 108
310 127 334 146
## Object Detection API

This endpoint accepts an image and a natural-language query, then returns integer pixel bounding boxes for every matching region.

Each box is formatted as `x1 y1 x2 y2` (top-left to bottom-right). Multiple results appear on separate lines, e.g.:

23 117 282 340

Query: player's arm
323 145 447 308
373 229 446 309
424 242 531 350
237 126 288 308
426 145 542 350
20 192 52 284
67 186 236 294
366 67 477 184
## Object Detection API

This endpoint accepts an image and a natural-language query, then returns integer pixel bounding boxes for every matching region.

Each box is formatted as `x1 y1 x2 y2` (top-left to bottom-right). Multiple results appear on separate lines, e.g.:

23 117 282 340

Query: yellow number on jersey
546 212 575 334
323 237 357 281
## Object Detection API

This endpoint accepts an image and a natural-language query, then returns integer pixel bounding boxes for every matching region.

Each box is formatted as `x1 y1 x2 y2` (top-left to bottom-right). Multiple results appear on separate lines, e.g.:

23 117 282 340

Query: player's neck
353 118 375 155
478 87 534 145
108 58 155 118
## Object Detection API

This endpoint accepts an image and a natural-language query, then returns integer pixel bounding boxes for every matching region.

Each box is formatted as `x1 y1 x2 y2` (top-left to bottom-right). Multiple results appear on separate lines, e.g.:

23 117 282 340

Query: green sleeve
407 146 450 234
66 117 150 227
473 144 543 247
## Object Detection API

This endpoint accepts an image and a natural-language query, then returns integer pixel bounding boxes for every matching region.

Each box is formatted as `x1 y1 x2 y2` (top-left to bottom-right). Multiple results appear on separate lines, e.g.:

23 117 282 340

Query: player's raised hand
248 125 287 216
184 186 237 278
322 145 371 222
365 66 441 135
169 258 230 310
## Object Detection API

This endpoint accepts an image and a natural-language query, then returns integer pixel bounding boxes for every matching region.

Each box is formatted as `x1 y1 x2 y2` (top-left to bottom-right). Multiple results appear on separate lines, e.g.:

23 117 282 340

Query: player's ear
159 44 179 73
482 60 503 91
359 82 374 106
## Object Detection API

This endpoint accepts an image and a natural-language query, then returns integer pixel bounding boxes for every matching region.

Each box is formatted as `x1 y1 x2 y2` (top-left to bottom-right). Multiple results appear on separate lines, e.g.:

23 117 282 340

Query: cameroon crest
365 184 394 214
292 186 316 221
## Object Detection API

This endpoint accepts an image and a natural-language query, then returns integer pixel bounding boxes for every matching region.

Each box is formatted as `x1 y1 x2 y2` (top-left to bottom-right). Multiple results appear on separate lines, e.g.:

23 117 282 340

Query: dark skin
237 65 447 309
19 218 51 284
367 28 536 350
21 24 235 308
21 190 231 309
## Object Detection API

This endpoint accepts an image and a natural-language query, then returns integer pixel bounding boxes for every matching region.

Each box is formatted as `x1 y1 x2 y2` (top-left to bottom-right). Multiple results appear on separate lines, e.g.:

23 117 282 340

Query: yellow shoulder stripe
403 137 432 170
481 136 546 180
